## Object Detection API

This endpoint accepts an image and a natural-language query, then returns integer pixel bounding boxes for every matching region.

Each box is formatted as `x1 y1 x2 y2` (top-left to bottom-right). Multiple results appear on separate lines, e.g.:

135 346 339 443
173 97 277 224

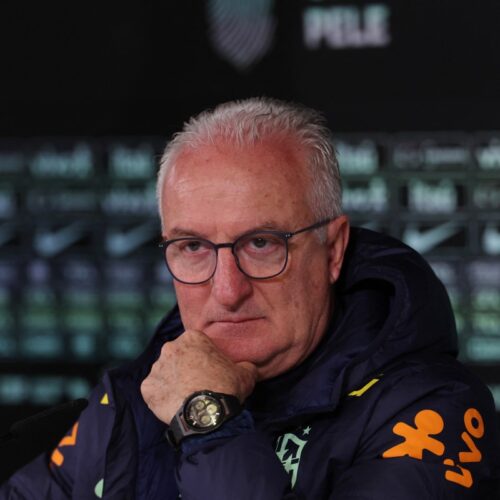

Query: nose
211 248 253 309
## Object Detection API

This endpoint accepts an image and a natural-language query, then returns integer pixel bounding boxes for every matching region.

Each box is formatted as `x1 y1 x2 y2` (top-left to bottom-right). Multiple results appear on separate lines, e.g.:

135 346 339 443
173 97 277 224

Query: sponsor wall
0 133 499 411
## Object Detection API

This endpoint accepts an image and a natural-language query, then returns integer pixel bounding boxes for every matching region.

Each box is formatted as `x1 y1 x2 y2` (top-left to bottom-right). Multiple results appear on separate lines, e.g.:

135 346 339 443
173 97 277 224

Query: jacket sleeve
0 375 135 499
176 428 300 499
0 455 72 500
329 363 500 499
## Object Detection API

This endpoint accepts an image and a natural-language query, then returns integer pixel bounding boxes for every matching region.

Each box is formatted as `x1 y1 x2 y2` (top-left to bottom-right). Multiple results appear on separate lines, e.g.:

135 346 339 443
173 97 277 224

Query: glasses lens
235 232 287 279
165 238 216 283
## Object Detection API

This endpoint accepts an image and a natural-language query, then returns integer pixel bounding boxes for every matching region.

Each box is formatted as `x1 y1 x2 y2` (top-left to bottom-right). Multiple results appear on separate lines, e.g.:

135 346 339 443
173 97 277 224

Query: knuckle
160 341 171 356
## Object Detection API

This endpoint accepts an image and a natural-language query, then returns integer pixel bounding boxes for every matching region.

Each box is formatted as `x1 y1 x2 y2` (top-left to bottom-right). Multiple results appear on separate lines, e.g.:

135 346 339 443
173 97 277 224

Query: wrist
166 390 243 448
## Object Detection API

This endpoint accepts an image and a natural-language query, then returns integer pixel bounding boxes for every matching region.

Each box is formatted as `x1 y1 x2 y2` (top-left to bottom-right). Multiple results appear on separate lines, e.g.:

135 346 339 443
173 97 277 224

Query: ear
326 215 350 284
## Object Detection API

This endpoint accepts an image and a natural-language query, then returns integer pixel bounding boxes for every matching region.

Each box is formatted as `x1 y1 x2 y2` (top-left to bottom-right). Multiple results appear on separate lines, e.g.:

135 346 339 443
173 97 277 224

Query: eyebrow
164 227 209 239
163 220 288 240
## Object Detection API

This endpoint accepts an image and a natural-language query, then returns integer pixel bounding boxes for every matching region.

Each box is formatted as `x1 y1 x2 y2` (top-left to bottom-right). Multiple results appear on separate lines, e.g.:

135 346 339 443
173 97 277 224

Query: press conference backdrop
1 134 499 410
1 0 500 427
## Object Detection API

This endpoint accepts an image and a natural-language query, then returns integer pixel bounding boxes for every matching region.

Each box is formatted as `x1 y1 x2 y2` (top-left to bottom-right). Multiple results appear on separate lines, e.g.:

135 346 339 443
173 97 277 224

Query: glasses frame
159 218 333 285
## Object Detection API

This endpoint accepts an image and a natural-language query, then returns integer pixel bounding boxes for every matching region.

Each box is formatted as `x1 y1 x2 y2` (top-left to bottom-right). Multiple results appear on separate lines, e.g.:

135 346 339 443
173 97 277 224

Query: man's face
161 139 348 380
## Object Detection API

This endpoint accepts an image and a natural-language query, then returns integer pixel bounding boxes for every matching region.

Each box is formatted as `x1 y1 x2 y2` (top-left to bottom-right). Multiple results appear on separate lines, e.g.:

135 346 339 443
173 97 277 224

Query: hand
140 329 258 425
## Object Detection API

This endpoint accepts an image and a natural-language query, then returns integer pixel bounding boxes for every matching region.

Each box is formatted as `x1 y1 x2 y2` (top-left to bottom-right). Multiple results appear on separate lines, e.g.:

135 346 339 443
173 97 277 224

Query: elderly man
3 98 500 498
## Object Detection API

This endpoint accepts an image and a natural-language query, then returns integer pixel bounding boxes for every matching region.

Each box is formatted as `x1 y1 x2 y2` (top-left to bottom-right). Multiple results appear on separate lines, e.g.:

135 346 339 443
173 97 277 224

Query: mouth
205 316 266 337
212 317 262 324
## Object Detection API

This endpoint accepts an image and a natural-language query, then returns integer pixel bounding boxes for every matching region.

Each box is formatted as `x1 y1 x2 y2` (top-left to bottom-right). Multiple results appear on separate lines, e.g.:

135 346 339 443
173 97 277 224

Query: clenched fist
140 329 258 424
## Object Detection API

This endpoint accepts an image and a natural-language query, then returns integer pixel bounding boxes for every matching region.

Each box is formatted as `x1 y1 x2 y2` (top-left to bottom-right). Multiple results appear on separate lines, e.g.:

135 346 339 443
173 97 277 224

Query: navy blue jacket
3 228 500 498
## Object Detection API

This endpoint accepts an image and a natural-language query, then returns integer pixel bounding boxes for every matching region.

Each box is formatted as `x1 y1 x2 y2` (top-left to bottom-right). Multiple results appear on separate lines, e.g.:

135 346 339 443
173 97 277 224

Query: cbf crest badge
206 0 276 71
275 426 312 488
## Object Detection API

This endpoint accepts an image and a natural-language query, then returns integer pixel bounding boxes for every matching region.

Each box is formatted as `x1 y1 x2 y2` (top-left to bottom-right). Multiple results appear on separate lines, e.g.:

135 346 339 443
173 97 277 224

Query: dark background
1 0 500 430
2 0 500 135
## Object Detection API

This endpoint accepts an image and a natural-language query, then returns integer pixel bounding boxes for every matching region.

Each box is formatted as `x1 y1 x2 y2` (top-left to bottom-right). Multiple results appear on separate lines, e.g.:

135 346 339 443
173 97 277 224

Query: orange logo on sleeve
382 409 445 459
50 422 79 467
382 407 485 489
443 408 484 488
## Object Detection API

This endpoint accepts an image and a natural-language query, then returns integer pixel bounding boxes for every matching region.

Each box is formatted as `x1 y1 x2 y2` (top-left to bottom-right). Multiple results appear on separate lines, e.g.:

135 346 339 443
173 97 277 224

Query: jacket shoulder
1 374 137 499
339 356 500 497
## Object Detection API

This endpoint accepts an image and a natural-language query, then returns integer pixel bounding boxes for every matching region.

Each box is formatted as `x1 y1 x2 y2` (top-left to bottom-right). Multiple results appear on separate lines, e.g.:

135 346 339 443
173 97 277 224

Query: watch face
185 393 224 430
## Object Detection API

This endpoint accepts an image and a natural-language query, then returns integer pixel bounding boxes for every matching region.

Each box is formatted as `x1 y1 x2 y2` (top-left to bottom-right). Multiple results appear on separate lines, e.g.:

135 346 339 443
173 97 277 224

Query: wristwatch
166 390 242 448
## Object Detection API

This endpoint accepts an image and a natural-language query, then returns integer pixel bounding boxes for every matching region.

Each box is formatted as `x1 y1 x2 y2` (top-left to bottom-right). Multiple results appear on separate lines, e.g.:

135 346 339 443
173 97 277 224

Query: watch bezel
183 391 227 432
166 390 243 448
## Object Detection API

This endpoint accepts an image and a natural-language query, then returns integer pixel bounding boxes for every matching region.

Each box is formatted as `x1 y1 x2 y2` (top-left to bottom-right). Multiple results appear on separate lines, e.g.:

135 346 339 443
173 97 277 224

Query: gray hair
157 97 342 223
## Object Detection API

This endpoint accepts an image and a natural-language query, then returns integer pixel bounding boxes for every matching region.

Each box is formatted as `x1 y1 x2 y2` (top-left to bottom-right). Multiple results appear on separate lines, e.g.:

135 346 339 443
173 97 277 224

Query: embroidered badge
275 426 311 488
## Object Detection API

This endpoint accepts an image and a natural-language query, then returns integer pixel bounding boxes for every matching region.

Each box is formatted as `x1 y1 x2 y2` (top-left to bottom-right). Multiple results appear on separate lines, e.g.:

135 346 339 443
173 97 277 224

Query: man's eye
244 235 281 253
180 240 203 252
250 237 269 249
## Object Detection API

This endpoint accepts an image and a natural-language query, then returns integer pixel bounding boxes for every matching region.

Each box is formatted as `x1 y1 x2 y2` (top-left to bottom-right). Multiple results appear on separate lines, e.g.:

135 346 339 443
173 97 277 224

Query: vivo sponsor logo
105 263 145 286
473 183 500 210
62 290 99 307
393 145 422 169
393 143 468 169
30 144 93 178
472 289 500 311
343 178 388 212
26 260 51 284
61 259 99 285
407 179 458 213
467 337 500 363
471 312 500 337
304 4 390 49
101 184 157 216
27 190 97 213
64 311 103 332
337 140 379 174
109 144 155 179
475 139 500 170
421 145 469 168
468 261 500 286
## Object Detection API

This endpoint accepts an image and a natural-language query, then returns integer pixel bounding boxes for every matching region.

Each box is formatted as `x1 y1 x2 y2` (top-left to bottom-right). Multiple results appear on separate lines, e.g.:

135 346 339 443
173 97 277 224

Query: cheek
174 284 208 329
283 261 331 327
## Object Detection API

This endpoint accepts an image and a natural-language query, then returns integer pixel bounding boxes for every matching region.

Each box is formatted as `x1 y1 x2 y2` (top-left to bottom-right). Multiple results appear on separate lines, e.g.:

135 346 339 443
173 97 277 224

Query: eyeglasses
158 219 332 285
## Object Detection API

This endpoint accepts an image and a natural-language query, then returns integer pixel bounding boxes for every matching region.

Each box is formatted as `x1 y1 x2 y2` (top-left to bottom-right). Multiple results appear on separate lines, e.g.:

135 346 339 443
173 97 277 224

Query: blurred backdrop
1 0 500 429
